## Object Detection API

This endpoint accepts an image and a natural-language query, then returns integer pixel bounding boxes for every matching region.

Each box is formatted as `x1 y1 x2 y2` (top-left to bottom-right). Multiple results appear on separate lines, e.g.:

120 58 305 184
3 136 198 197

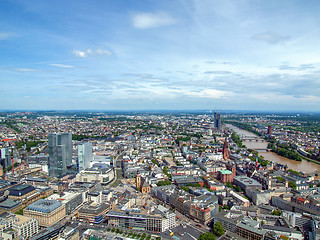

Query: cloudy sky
1 0 320 111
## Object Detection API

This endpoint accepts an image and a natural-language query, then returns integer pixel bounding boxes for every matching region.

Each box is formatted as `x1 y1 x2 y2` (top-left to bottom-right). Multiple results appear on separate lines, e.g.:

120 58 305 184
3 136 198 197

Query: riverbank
296 151 320 166
225 124 320 174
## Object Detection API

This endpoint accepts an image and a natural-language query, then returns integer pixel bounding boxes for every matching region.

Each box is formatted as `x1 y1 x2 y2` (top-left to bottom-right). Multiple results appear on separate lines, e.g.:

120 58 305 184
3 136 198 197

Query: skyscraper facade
0 148 11 170
214 112 222 130
48 133 72 177
78 142 93 171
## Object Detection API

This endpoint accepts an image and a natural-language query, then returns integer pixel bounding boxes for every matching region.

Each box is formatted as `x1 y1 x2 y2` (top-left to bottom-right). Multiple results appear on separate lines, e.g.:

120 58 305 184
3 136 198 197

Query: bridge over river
226 124 320 175
240 135 266 142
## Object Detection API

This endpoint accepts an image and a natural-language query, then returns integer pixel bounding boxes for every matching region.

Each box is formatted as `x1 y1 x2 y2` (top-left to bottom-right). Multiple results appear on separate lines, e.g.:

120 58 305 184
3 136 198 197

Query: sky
0 0 320 111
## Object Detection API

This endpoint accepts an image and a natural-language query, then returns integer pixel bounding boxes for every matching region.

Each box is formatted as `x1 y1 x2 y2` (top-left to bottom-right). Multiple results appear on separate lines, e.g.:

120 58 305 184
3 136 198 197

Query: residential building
0 212 39 239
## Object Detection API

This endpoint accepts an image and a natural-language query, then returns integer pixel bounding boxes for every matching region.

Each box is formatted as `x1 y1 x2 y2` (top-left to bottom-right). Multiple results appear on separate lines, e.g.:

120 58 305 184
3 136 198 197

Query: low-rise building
47 192 83 215
174 176 204 187
236 217 267 240
233 176 262 194
217 170 234 183
75 167 115 184
30 224 65 240
106 204 176 232
0 212 39 239
24 199 66 227
8 184 36 201
77 202 110 224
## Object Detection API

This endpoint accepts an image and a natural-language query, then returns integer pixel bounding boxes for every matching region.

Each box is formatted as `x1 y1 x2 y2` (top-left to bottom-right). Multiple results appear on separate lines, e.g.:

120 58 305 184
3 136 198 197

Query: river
226 124 320 174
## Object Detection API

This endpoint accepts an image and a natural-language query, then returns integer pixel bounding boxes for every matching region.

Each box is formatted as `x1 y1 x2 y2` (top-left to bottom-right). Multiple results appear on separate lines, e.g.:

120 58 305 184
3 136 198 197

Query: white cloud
185 89 230 99
0 32 18 40
96 48 112 56
73 50 87 58
132 12 176 29
252 32 290 44
72 48 112 58
15 68 38 72
49 64 74 68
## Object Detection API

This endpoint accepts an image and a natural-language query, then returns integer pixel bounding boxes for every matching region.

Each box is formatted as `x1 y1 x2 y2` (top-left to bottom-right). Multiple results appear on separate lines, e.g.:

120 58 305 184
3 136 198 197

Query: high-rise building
0 148 11 170
267 125 272 135
78 142 93 171
48 133 72 177
214 112 222 130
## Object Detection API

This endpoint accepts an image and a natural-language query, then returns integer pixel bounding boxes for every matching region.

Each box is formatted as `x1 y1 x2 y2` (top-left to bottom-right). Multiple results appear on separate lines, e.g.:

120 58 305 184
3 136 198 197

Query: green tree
234 186 242 192
272 210 281 216
199 232 216 240
157 180 172 186
181 186 189 192
276 176 284 182
288 181 297 190
213 222 225 236
151 159 159 167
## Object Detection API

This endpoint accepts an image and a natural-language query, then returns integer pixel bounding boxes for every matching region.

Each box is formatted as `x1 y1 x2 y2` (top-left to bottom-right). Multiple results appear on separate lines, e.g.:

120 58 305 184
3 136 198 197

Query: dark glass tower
48 133 72 177
214 112 221 130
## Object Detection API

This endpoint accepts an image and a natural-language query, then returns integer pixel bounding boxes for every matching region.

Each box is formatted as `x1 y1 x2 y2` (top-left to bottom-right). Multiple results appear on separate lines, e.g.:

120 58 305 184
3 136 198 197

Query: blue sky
1 0 320 111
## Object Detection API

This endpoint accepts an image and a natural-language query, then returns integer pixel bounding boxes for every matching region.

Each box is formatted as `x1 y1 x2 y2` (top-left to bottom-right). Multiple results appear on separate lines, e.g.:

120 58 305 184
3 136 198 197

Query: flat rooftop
26 199 62 213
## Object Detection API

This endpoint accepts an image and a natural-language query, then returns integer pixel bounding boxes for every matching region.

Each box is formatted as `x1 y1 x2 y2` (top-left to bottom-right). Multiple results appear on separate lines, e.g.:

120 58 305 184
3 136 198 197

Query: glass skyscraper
214 112 222 130
78 142 93 171
48 133 72 177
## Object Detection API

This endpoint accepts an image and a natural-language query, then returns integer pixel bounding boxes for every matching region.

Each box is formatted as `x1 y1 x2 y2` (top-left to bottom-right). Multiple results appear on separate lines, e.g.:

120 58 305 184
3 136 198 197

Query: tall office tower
0 148 11 170
267 125 272 135
214 112 222 130
78 142 93 171
48 133 72 177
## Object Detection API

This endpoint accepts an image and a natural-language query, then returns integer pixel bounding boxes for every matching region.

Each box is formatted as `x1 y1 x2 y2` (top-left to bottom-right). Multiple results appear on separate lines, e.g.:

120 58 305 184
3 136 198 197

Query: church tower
136 173 141 190
223 138 230 160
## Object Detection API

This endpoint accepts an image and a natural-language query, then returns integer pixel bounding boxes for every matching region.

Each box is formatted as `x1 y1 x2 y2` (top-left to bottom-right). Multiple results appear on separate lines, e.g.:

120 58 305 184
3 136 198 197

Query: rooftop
233 176 262 186
219 170 233 175
0 198 21 209
9 184 35 197
26 199 62 213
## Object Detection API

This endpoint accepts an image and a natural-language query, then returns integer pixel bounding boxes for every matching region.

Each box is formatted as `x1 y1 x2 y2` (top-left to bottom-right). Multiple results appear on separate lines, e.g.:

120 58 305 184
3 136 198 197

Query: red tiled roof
2 138 17 142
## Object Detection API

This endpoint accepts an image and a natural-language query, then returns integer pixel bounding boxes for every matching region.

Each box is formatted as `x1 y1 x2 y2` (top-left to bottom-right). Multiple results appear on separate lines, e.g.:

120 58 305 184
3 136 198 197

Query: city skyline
1 0 320 111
